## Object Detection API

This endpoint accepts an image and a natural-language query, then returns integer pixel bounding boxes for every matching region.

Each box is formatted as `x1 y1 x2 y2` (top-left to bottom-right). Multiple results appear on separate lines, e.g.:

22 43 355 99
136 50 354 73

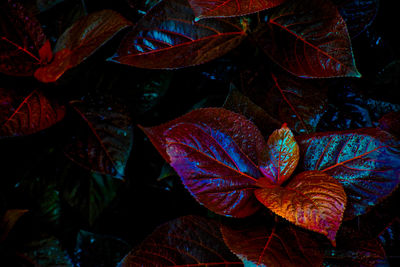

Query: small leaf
65 101 133 179
118 215 241 266
255 171 346 244
188 0 286 19
298 128 400 219
35 10 132 83
111 0 246 69
259 123 299 185
1 209 28 242
0 88 66 137
221 217 324 266
0 0 47 76
256 0 360 78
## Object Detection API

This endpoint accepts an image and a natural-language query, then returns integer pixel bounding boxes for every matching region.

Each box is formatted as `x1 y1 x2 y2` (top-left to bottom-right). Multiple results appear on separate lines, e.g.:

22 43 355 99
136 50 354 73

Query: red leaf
0 0 48 76
220 217 323 266
297 128 400 219
35 10 132 83
111 0 246 69
141 108 268 217
64 101 133 179
38 40 53 64
0 88 66 137
255 0 360 78
259 123 299 185
188 0 286 19
1 209 28 242
379 111 400 139
255 171 346 245
119 215 242 266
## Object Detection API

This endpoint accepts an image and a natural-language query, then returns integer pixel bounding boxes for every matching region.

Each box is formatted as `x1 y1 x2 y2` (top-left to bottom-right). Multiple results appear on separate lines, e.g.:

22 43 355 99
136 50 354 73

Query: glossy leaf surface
0 0 48 76
256 0 360 78
65 101 133 179
188 0 286 19
0 88 66 137
35 10 132 82
119 215 242 266
112 0 246 69
333 0 379 37
164 122 262 217
259 124 299 185
221 218 323 266
298 128 400 219
255 171 346 244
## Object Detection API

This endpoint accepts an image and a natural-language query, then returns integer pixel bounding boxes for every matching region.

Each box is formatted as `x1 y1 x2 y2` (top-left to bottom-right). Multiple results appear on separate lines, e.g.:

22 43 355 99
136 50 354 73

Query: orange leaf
34 49 72 83
255 170 346 245
1 209 28 242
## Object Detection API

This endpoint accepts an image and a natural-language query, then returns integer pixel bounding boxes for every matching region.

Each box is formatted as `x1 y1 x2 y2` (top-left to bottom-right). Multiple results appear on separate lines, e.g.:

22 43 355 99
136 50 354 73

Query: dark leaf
188 0 286 19
0 88 66 137
0 209 28 242
256 0 360 78
118 215 242 266
259 124 299 184
221 217 324 266
65 101 133 179
0 0 49 76
36 0 65 12
35 10 132 83
332 0 379 37
297 128 400 219
379 112 400 139
255 171 346 245
141 108 269 217
111 0 246 69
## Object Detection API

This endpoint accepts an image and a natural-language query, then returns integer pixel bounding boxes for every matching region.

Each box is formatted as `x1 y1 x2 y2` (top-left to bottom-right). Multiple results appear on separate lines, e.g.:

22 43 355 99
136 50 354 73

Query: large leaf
64 101 133 179
0 0 50 76
255 171 346 244
111 0 246 69
221 217 324 266
35 10 132 82
256 0 360 78
379 112 400 138
0 209 28 242
141 108 269 217
259 123 299 185
0 88 66 137
118 215 242 266
188 0 286 19
297 128 400 219
332 0 379 37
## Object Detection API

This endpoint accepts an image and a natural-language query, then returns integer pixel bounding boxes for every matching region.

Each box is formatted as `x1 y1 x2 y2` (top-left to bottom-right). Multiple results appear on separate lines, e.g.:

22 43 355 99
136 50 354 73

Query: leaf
141 108 269 217
220 217 324 267
188 0 286 19
0 88 66 137
111 0 246 69
64 101 133 179
379 112 400 139
297 128 400 219
61 171 122 225
36 0 65 12
0 0 49 76
118 215 242 266
259 123 299 185
255 0 360 78
271 73 328 134
0 209 28 242
255 171 346 244
332 0 379 37
34 10 132 83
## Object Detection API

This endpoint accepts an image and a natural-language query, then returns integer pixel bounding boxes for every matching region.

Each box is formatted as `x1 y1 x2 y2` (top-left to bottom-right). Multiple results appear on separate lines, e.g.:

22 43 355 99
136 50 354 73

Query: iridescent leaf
297 128 400 219
259 124 299 185
256 0 360 78
0 88 66 137
118 215 242 266
0 0 49 76
221 217 323 266
111 0 246 69
332 0 379 37
64 101 133 179
0 209 28 242
255 171 346 244
188 0 286 19
35 10 132 83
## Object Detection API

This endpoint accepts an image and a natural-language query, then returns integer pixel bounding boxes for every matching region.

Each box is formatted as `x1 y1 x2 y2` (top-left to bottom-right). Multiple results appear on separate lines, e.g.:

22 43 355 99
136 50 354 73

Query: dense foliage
1 0 399 266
